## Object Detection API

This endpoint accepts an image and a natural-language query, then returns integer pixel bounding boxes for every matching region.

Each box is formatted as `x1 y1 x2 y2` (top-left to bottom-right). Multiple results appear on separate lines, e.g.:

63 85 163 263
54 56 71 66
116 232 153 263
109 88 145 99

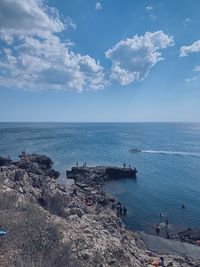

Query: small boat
129 147 141 153
0 230 6 236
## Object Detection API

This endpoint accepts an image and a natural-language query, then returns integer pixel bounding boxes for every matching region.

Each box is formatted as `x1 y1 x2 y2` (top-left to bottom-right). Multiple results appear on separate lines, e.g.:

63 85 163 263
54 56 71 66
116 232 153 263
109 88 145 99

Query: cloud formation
146 6 154 11
145 5 157 20
0 0 106 91
193 65 200 72
0 1 174 91
105 31 174 85
180 40 200 81
95 2 102 11
180 40 200 57
0 0 67 44
183 17 190 27
185 76 198 82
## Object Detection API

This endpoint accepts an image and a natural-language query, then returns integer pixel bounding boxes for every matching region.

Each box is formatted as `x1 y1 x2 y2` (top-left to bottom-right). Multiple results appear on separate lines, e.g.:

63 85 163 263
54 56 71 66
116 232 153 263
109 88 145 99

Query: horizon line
0 121 200 124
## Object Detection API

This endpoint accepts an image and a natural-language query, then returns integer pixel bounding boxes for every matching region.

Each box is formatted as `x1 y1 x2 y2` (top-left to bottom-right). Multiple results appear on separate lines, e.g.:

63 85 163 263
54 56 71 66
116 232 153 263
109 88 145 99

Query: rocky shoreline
0 153 199 267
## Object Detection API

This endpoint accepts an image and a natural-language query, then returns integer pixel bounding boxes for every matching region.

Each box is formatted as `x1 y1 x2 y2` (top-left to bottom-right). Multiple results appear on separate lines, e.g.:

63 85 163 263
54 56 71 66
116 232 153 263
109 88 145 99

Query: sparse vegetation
0 192 82 267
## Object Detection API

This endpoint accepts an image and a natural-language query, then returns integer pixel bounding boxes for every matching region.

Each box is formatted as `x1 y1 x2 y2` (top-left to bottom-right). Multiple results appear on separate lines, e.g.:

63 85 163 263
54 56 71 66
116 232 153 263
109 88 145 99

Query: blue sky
0 0 200 122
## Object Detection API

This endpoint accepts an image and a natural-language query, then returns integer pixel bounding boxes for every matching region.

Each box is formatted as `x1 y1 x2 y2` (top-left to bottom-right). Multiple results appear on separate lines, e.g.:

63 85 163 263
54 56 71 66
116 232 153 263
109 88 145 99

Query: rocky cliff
0 153 198 267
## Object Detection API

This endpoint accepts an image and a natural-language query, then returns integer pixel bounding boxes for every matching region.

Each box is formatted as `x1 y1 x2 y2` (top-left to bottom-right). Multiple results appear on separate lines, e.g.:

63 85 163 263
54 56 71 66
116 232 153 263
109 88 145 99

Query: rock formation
0 153 198 267
66 166 137 185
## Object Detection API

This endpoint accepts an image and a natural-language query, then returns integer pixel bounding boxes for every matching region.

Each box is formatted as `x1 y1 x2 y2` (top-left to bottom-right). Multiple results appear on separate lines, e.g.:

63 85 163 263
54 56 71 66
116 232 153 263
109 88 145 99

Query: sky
0 0 200 122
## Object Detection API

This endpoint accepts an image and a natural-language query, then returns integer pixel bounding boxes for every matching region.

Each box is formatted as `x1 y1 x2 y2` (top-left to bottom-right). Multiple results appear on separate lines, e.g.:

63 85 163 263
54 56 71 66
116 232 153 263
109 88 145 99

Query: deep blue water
0 122 200 233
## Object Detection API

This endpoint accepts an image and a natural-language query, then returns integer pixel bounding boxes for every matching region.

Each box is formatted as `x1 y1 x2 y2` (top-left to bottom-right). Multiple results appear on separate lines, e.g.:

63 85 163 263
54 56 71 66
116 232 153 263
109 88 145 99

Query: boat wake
141 150 200 158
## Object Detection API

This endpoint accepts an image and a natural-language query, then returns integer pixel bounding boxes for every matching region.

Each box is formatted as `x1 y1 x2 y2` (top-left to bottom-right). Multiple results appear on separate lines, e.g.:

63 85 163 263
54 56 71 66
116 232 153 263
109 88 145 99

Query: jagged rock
18 153 53 168
16 153 60 178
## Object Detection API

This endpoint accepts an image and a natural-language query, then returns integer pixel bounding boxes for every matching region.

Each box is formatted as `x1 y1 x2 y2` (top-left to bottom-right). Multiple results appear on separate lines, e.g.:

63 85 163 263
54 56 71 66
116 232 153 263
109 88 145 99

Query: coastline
0 153 199 266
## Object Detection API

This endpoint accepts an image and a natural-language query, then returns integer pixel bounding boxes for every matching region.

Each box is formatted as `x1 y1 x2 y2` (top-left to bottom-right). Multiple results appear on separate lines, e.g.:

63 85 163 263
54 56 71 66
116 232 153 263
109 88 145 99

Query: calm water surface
0 122 200 233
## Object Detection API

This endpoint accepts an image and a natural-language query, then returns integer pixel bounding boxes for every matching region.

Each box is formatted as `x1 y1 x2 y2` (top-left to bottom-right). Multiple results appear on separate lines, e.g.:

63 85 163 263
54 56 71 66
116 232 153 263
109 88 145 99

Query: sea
0 122 200 234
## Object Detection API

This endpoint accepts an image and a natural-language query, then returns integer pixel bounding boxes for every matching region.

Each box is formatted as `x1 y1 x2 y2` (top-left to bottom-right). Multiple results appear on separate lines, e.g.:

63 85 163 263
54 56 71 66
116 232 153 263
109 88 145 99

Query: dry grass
0 192 83 267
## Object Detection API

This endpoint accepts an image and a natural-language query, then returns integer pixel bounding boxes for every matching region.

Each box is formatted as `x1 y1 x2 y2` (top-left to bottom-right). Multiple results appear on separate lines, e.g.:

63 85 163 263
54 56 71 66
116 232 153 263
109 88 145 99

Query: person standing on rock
182 202 186 209
116 202 122 216
166 229 170 239
160 213 163 222
73 189 77 196
156 224 160 235
112 203 115 209
160 257 165 266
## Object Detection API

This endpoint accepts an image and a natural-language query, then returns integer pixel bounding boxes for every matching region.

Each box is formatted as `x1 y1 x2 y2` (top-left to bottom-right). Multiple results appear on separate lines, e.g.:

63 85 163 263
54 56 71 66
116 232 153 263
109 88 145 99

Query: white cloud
105 31 174 85
146 6 154 11
65 16 77 30
0 1 174 91
184 17 190 24
183 17 191 28
0 0 106 91
180 40 200 57
0 36 106 92
149 14 157 20
193 65 200 72
0 0 67 43
185 76 198 82
145 5 157 20
95 2 102 11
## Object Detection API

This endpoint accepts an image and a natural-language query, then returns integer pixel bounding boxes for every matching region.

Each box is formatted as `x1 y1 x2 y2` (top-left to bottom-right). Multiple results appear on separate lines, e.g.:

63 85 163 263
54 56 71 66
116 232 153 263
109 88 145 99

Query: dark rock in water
104 166 136 179
66 166 137 185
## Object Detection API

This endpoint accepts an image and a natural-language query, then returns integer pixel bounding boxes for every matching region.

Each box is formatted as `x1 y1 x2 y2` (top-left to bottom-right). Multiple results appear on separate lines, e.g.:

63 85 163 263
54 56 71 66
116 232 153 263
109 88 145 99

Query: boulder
16 153 60 178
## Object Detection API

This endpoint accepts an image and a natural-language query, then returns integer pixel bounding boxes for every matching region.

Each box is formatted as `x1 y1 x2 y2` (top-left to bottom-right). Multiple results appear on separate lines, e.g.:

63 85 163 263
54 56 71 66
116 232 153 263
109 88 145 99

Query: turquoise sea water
0 122 200 233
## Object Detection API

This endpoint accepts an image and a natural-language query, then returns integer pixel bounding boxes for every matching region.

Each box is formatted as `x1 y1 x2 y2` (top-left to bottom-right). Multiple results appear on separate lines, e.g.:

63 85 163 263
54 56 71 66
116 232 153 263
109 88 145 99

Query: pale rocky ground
0 154 199 267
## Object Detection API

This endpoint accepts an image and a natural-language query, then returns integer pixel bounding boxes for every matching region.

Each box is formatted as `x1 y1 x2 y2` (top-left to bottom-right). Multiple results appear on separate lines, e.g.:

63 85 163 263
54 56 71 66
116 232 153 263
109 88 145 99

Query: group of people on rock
123 163 131 168
155 214 170 239
76 162 87 167
76 162 134 169
152 257 173 267
156 203 187 238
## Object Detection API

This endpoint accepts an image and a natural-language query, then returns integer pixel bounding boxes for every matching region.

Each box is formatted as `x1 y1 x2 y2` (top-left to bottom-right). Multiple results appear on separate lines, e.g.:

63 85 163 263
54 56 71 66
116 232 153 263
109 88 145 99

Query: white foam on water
141 150 200 157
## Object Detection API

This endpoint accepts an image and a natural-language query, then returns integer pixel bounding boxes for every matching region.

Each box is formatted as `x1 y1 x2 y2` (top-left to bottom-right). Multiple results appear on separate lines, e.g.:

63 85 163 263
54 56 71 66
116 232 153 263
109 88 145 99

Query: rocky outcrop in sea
0 153 198 267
